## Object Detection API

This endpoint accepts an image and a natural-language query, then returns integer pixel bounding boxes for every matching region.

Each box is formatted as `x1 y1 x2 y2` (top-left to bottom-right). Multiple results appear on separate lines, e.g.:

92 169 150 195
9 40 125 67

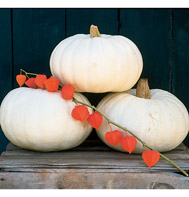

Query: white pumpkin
0 87 92 152
50 25 143 93
96 80 189 153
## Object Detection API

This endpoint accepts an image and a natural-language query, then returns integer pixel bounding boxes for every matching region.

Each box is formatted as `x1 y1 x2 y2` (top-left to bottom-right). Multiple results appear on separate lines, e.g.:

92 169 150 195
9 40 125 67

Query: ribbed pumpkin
96 79 189 153
0 87 92 152
50 25 143 93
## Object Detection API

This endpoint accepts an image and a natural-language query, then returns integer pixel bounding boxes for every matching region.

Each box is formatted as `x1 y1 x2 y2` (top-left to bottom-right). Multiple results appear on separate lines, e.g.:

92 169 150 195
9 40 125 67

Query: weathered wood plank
12 8 66 88
172 9 189 148
0 171 188 189
0 155 188 169
5 141 188 152
3 142 188 155
5 140 110 151
1 142 188 176
0 151 189 174
66 8 118 37
1 150 189 161
0 9 12 154
0 143 188 188
120 9 171 90
2 150 189 162
1 142 188 174
0 9 12 101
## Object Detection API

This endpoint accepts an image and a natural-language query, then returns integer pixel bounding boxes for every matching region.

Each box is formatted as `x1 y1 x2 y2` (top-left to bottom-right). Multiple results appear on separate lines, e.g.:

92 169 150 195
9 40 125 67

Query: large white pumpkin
96 82 189 153
50 25 143 93
0 88 92 152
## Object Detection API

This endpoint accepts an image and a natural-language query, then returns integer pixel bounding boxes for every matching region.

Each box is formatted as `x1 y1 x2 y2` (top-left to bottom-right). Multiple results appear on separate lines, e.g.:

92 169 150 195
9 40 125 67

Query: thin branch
18 69 188 177
20 69 38 77
72 97 188 177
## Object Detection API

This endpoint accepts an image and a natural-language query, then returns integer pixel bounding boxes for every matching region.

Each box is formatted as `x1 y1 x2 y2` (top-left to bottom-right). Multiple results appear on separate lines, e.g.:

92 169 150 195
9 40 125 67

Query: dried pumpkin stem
136 78 151 99
90 25 101 38
72 97 188 177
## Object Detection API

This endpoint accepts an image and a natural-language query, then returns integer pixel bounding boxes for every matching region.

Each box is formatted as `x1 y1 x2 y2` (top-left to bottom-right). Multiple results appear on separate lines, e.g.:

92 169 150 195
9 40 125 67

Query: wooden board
0 141 188 189
120 8 171 91
172 9 189 146
66 8 118 37
0 171 188 189
0 9 12 153
12 8 66 88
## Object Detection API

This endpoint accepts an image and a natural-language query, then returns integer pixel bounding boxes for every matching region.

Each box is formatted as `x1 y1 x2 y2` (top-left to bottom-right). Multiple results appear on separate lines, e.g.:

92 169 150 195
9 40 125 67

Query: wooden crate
0 140 189 189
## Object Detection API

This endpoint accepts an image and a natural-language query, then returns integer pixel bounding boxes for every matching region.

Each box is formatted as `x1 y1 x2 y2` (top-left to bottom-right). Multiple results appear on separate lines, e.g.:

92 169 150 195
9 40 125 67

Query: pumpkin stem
136 78 151 99
90 25 101 38
72 96 188 177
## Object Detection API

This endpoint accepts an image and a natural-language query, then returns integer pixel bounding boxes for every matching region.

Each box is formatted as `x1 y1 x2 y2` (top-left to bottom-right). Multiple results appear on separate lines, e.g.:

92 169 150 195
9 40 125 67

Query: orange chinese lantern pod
87 112 103 130
61 85 75 100
44 76 59 92
105 130 122 146
120 136 137 154
72 105 90 122
25 78 37 89
35 74 47 89
16 74 26 87
142 150 160 168
96 78 189 154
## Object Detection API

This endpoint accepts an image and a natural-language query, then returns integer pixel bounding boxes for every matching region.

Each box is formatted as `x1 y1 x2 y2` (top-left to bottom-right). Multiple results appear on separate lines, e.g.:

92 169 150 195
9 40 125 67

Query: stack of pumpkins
0 25 188 153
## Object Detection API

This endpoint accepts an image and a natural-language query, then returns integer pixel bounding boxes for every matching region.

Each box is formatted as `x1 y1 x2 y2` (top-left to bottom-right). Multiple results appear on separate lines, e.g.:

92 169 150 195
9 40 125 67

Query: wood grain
0 171 188 189
0 9 12 153
0 143 189 173
120 8 171 90
66 8 118 37
0 142 188 188
172 9 189 147
12 8 66 88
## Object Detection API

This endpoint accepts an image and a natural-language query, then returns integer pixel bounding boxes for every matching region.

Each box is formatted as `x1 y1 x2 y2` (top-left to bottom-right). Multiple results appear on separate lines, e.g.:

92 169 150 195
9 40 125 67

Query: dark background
0 8 189 153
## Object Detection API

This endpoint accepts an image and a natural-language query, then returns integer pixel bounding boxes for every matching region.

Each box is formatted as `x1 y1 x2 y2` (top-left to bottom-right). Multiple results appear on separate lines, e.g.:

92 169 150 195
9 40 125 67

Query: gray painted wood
0 143 189 172
0 141 188 189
